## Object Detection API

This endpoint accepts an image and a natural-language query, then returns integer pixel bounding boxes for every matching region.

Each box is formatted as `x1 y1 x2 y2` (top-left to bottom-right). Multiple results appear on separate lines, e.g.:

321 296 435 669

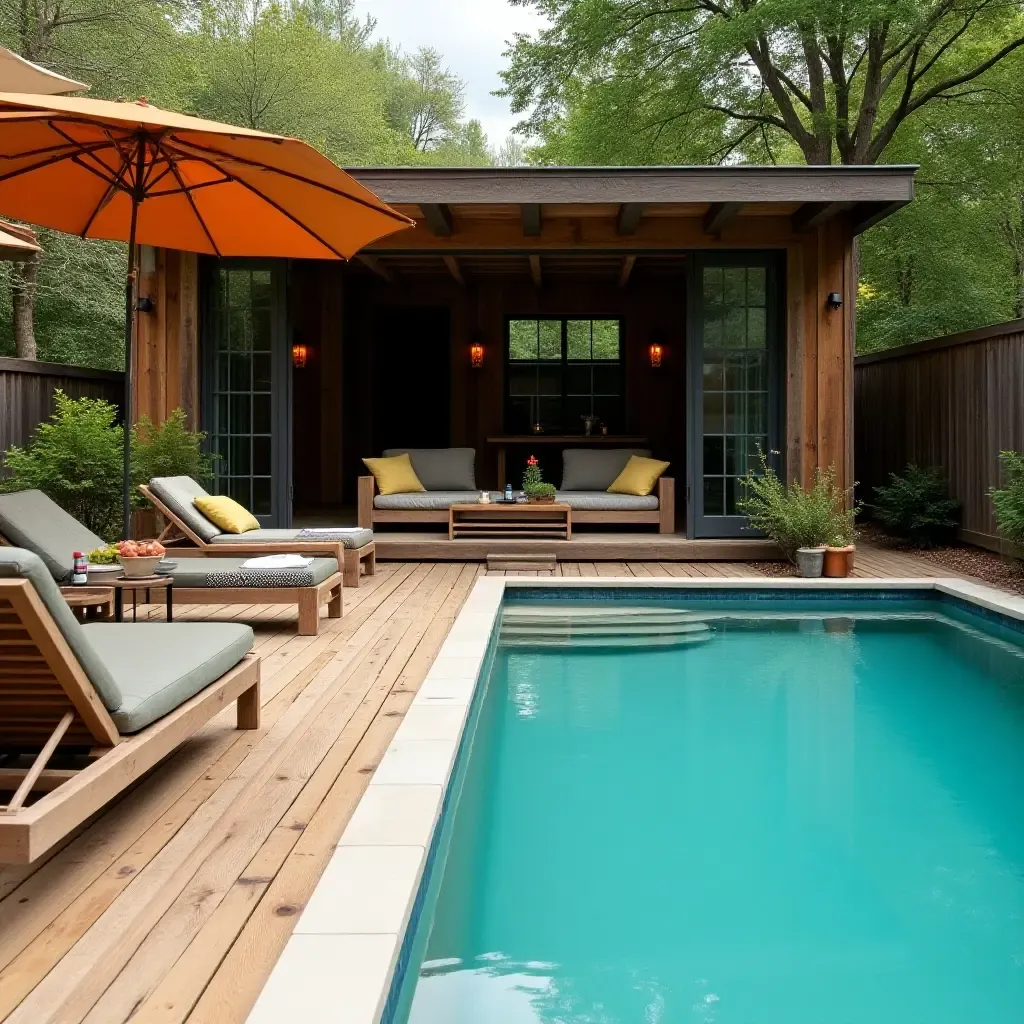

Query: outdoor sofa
141 476 375 589
358 447 675 534
0 546 259 864
0 490 343 636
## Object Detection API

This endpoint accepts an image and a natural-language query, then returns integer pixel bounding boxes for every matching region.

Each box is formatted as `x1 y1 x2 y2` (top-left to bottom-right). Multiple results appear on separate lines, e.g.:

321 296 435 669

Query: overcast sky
353 0 547 148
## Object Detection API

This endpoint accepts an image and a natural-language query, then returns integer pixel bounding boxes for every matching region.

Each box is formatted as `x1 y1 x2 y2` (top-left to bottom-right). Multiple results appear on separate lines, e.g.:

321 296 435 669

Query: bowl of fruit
116 539 166 578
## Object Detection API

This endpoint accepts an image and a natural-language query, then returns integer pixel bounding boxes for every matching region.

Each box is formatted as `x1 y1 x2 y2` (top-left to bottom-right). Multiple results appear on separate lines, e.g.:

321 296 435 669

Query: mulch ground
751 525 1024 595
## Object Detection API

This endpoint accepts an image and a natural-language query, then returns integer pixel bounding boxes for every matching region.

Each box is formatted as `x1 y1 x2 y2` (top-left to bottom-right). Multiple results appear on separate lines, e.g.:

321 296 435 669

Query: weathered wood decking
0 547 974 1022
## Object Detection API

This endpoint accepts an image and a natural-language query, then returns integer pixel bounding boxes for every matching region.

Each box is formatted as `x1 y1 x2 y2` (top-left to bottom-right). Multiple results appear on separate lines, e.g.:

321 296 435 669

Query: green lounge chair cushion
149 476 223 543
82 622 253 733
167 556 338 587
0 489 105 582
209 528 374 549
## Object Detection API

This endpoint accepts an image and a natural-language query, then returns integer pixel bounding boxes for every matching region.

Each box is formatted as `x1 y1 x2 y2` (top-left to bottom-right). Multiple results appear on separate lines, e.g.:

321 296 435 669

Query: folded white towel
300 527 362 534
241 554 314 569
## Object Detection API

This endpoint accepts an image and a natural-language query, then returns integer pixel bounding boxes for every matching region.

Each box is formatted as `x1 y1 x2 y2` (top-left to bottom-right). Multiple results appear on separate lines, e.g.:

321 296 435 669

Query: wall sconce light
470 342 485 369
136 296 154 314
826 292 843 310
649 343 663 369
292 343 309 369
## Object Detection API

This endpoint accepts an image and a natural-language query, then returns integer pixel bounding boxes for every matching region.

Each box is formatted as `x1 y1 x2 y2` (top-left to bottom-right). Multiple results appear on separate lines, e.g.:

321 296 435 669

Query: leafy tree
502 0 1024 166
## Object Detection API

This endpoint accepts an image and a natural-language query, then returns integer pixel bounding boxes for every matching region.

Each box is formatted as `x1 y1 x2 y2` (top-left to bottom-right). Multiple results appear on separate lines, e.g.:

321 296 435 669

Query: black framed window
506 317 623 433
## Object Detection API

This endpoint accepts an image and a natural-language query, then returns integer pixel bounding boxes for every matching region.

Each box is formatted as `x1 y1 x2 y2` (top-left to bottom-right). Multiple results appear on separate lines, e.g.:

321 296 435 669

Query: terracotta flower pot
527 493 556 504
823 545 856 578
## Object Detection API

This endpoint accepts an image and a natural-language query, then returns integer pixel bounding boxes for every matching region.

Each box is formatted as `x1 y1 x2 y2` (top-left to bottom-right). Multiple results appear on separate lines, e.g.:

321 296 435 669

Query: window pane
703 361 725 391
704 476 725 516
538 320 561 360
508 366 539 397
252 477 271 515
703 267 723 305
723 268 746 306
229 395 250 434
704 436 724 475
591 320 620 360
747 307 767 348
567 320 591 360
566 365 591 395
747 267 766 306
509 320 537 360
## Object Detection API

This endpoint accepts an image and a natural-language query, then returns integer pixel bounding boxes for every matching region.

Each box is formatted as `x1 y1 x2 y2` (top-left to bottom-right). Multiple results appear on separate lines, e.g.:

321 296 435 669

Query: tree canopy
0 0 492 367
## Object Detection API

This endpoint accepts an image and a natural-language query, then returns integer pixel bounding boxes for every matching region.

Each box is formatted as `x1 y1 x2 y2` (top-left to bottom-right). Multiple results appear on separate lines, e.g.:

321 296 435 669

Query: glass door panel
689 255 781 538
203 262 290 526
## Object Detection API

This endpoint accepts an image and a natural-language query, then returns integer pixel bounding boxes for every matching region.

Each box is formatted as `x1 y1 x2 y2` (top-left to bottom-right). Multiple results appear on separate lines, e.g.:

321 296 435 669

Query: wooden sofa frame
0 531 344 638
0 577 260 864
358 475 676 535
139 484 375 588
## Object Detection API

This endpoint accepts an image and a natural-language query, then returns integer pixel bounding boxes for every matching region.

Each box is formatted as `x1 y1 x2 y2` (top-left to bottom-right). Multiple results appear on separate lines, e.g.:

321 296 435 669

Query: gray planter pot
795 546 827 578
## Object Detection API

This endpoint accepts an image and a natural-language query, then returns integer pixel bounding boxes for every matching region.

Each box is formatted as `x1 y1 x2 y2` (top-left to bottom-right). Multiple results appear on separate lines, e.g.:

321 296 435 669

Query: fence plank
0 359 124 468
854 321 1024 548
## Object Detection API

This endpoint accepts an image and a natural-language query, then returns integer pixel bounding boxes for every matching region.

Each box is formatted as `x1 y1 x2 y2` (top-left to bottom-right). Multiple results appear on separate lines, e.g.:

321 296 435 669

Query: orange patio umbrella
0 92 413 535
0 218 39 259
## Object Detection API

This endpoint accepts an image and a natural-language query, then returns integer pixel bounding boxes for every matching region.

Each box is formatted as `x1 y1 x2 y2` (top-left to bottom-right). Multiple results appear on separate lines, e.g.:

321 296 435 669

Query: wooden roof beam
442 254 464 286
702 202 743 236
618 255 636 289
617 203 645 235
529 254 542 289
420 202 453 236
850 200 908 234
792 200 855 233
356 254 394 283
521 203 541 237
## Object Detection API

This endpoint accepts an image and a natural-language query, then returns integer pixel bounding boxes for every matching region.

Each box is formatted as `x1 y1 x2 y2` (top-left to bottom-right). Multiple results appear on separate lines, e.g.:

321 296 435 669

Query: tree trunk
12 254 39 360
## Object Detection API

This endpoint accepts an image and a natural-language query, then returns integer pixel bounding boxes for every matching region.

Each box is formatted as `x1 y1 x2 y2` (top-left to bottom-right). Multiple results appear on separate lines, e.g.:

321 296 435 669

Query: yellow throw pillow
193 495 260 534
363 453 426 496
608 455 670 497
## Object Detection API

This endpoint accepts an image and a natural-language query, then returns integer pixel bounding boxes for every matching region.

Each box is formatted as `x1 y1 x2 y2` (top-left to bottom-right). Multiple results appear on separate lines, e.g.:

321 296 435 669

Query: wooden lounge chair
140 477 375 588
0 547 260 864
0 490 343 636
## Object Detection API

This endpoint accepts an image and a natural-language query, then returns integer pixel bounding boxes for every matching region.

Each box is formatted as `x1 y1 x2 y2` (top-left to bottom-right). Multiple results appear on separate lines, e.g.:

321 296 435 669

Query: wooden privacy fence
855 319 1024 550
0 357 124 467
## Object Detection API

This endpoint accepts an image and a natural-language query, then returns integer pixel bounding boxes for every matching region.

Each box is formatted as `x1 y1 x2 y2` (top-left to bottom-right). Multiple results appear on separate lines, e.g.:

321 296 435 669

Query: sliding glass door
688 254 783 538
202 261 291 527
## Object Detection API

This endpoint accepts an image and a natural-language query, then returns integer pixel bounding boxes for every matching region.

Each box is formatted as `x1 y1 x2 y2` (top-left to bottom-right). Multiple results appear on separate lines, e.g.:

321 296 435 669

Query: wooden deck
0 545 973 1023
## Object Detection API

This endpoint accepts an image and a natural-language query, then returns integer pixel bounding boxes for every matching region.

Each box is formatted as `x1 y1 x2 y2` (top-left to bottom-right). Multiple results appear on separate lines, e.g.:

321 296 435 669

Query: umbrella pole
122 141 145 540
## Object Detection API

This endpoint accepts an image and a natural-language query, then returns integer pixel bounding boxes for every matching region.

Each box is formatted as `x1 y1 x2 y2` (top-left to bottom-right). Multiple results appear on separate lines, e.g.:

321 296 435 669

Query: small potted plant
737 449 856 578
522 455 557 504
116 538 166 577
823 526 857 578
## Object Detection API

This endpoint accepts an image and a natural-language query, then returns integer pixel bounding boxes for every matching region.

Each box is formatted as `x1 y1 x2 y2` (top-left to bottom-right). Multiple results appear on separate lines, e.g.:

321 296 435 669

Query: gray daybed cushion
149 476 222 543
555 492 659 511
83 622 253 733
374 491 481 511
0 545 254 735
210 527 374 549
560 449 652 492
167 555 338 587
382 448 476 491
0 489 105 582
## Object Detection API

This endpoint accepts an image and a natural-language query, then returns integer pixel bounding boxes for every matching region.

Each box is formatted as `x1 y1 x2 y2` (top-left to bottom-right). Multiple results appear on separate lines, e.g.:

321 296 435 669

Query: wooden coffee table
60 585 115 622
448 502 572 541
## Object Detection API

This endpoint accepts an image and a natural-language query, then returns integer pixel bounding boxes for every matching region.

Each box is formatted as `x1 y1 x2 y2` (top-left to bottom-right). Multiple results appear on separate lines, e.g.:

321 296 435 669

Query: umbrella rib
0 139 116 185
170 137 413 225
76 152 132 238
183 149 347 259
159 144 222 258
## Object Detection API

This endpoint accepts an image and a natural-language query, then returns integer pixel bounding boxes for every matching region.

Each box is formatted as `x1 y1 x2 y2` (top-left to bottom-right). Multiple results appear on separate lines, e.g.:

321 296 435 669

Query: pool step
500 604 712 649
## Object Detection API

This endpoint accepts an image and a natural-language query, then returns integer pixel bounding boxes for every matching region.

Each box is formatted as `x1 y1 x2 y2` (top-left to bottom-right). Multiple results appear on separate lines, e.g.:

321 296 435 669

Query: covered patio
135 164 915 558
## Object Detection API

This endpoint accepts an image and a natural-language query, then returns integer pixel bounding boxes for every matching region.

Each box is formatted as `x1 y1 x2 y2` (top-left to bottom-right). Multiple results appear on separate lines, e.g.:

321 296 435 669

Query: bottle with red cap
71 551 88 586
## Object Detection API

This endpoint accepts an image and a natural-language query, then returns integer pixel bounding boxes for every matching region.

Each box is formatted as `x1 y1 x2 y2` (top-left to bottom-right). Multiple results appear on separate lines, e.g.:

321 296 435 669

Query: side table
60 586 115 622
112 575 174 622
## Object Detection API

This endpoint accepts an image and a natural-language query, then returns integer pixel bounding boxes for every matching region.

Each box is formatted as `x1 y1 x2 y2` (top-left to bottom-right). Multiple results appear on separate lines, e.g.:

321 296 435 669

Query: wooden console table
449 502 572 541
487 435 649 487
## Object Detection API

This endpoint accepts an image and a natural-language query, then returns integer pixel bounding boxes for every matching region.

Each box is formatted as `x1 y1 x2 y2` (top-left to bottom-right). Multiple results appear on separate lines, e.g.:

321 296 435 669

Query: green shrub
521 456 556 498
1 395 212 543
872 464 960 547
990 451 1024 551
737 450 857 561
132 409 216 484
1 391 126 540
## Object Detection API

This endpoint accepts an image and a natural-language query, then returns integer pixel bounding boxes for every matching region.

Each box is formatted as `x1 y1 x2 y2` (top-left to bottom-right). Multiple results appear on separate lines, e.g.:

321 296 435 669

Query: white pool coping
246 575 1024 1023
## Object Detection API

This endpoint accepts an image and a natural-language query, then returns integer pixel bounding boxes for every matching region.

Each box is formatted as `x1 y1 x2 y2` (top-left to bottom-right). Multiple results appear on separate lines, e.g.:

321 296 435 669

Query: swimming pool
390 587 1024 1024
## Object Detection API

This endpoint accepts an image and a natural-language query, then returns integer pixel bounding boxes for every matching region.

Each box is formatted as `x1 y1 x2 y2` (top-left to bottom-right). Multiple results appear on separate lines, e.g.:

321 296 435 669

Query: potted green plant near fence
738 450 857 577
522 455 556 504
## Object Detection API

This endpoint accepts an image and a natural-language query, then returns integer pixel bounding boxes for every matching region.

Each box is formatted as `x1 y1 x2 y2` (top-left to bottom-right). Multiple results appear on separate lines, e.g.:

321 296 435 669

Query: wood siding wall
854 319 1024 547
134 246 200 427
0 357 124 467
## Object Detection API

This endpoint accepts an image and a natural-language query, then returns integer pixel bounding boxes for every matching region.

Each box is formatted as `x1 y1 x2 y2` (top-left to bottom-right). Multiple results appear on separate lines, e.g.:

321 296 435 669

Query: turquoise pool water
396 604 1024 1023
